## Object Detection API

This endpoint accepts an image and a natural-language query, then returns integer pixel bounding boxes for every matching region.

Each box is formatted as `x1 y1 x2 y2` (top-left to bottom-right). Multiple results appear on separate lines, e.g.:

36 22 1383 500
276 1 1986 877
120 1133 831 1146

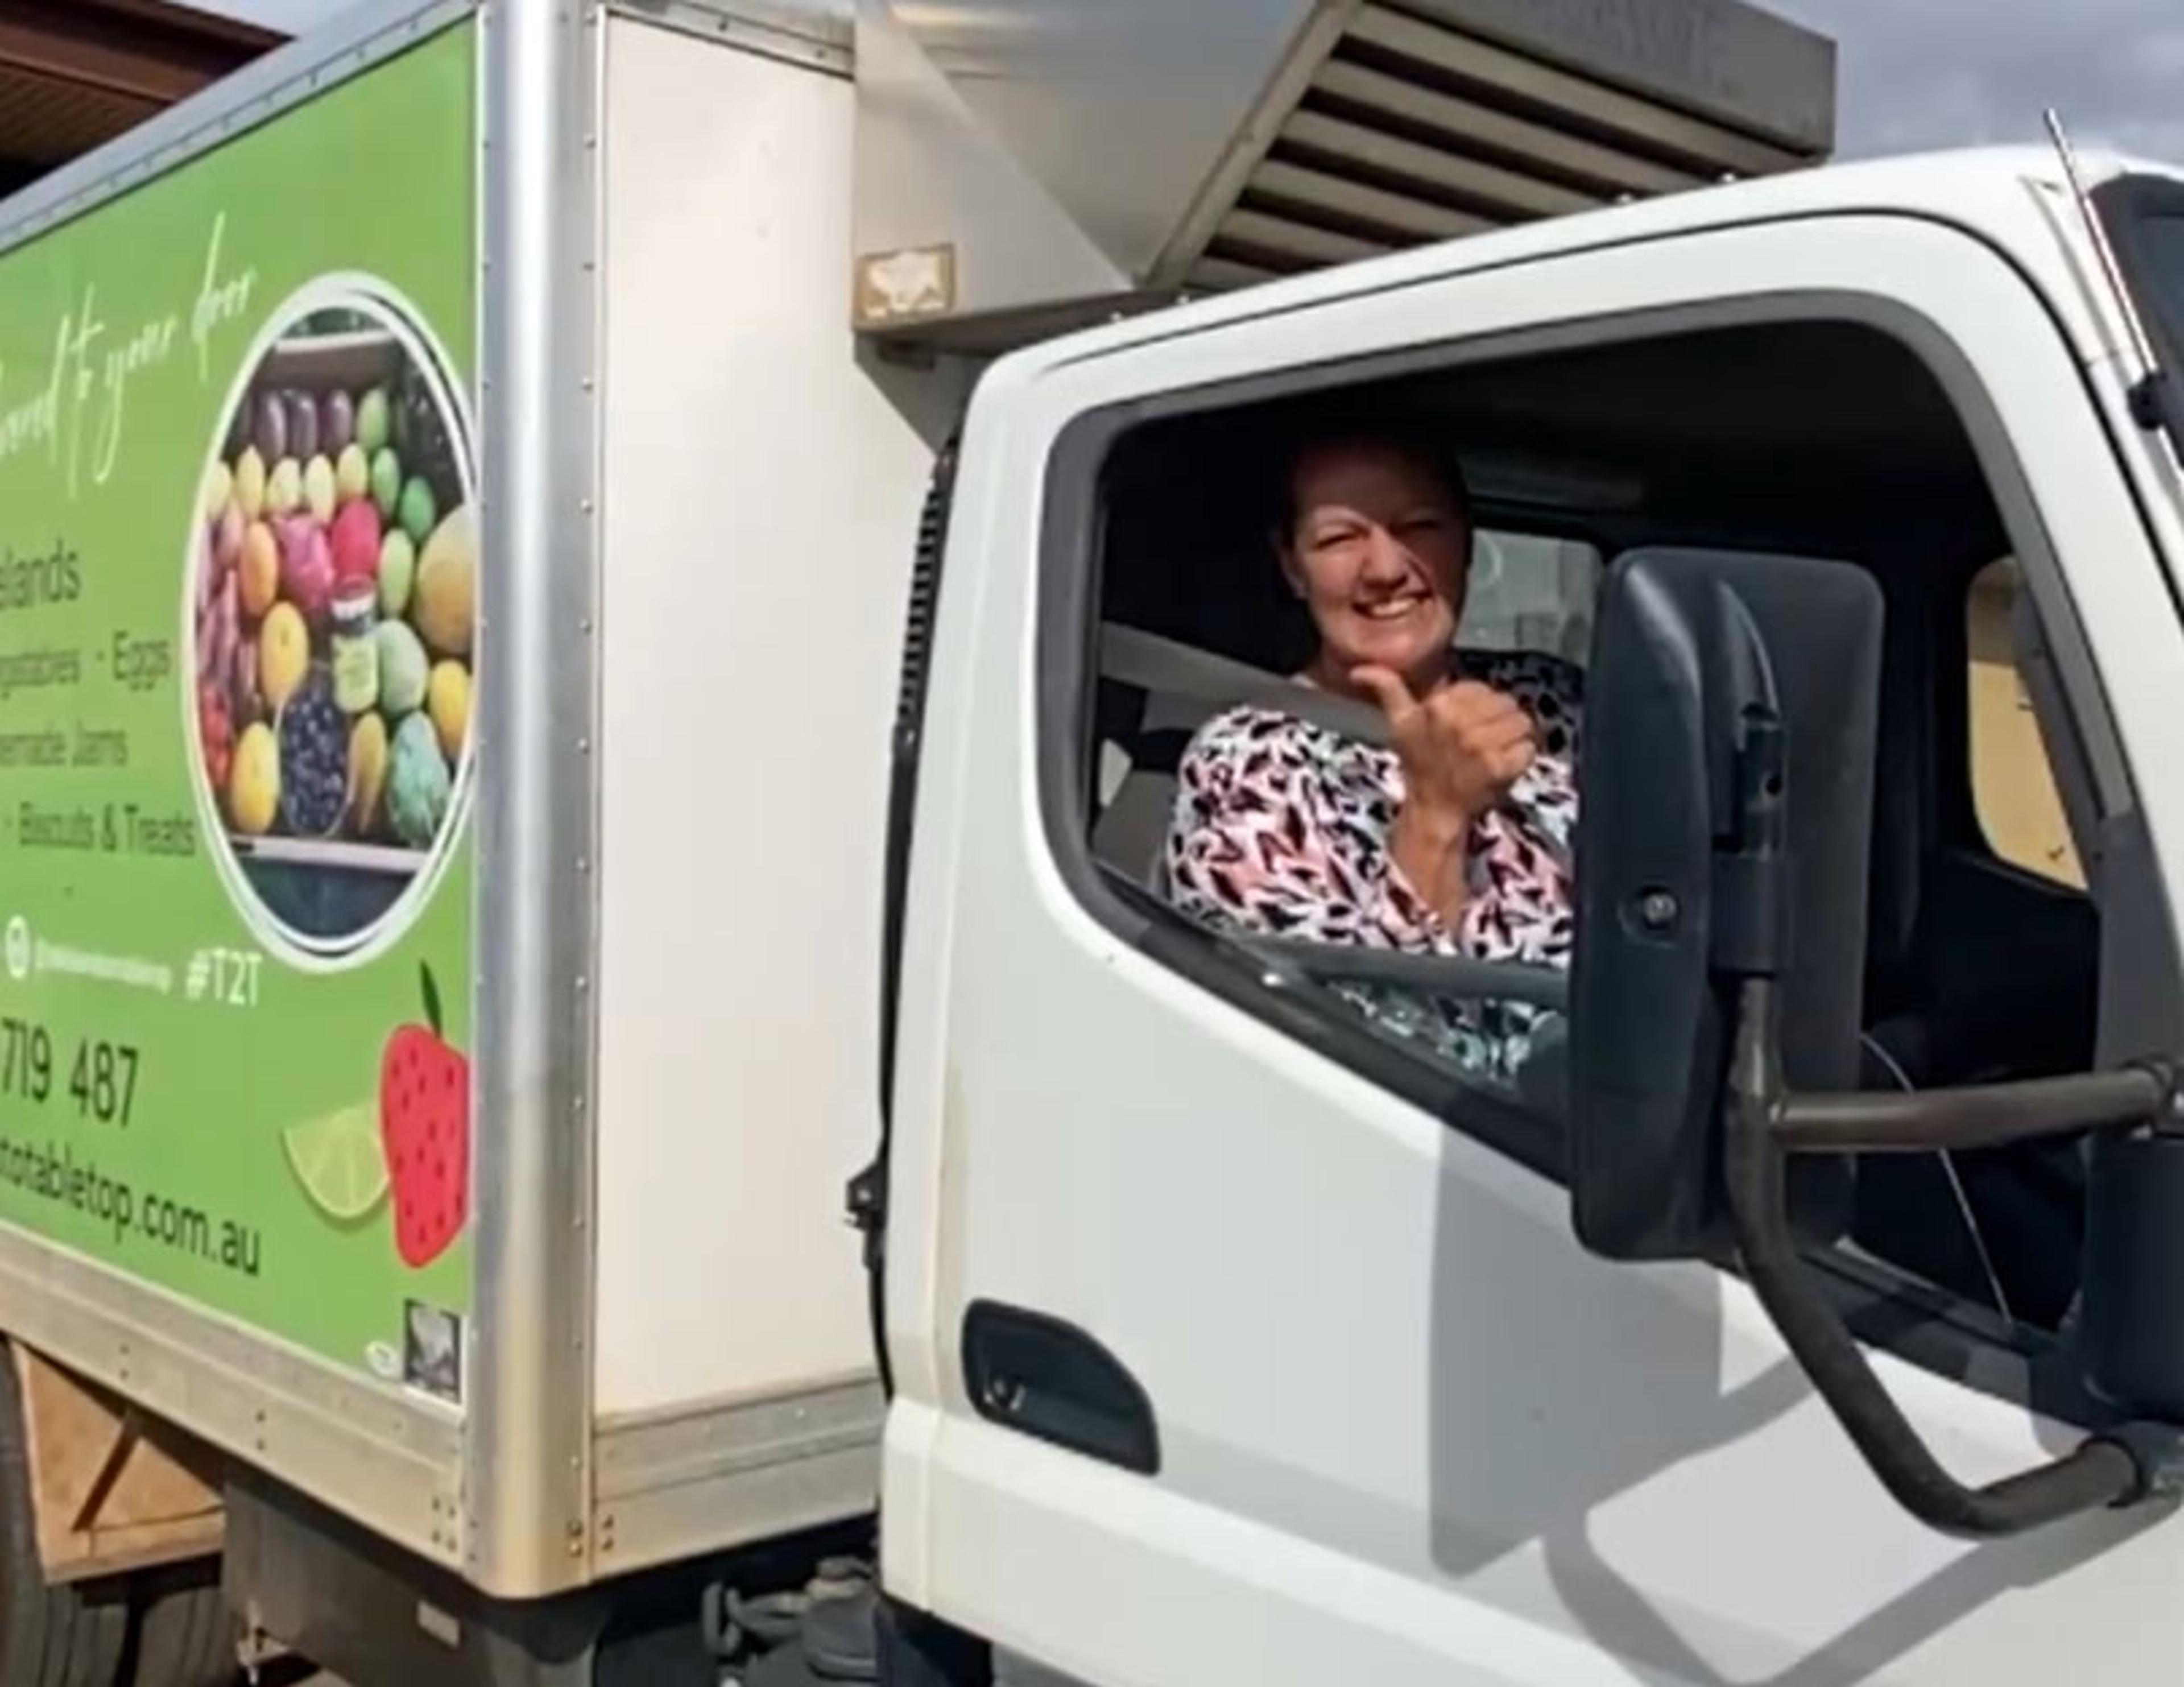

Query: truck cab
875 148 2184 1683
6 6 2184 1685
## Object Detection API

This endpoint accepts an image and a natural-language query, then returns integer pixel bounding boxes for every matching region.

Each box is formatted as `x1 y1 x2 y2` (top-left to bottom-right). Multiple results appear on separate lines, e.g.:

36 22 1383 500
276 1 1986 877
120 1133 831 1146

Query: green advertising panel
0 26 477 1396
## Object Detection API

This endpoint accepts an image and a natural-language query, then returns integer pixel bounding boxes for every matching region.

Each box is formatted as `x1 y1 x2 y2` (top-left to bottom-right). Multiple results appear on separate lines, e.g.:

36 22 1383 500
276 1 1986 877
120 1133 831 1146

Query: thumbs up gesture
1352 665 1537 830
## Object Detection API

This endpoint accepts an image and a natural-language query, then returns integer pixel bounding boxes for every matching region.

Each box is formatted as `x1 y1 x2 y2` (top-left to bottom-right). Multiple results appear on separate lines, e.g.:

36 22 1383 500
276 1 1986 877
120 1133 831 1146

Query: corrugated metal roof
0 1 279 187
0 63 164 168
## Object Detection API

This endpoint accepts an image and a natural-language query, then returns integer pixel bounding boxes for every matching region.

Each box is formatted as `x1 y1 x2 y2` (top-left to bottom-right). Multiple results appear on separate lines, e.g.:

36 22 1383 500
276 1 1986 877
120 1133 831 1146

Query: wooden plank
14 1347 224 1584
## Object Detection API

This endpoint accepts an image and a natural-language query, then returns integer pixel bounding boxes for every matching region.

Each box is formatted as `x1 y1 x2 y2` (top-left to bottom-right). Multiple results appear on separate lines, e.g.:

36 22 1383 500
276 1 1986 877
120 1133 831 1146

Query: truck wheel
34 1593 126 1687
126 1568 234 1687
0 1358 127 1687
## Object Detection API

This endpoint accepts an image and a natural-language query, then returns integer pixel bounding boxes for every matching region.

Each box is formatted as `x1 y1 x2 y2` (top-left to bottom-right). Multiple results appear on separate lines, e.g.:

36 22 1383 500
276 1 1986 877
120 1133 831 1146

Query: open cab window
1060 310 2136 1342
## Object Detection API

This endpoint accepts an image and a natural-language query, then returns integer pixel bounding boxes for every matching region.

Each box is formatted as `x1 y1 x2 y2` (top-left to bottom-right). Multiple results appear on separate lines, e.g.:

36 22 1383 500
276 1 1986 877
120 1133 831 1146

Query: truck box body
0 2 945 1598
0 10 494 1580
0 0 1835 1611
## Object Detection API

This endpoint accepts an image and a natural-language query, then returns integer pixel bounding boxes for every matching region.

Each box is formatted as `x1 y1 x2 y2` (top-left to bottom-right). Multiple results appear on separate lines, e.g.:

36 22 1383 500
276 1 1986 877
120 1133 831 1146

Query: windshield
2128 202 2184 324
2096 173 2184 437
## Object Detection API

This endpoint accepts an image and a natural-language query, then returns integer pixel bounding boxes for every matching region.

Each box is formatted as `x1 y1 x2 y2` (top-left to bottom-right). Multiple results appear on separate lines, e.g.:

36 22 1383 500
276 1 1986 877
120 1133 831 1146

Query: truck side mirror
1566 547 2184 1537
2084 1128 2184 1423
1567 548 1881 1260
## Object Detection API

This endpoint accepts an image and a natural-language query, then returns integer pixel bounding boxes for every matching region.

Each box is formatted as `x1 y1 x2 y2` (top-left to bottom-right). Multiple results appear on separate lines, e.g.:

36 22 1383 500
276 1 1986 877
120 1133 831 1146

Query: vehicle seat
1848 861 2098 1328
1846 572 2101 1330
1089 696 1196 891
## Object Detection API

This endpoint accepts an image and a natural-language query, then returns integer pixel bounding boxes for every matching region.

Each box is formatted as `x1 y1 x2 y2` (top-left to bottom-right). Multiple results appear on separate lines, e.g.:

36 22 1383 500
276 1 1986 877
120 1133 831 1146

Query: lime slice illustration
282 1101 388 1223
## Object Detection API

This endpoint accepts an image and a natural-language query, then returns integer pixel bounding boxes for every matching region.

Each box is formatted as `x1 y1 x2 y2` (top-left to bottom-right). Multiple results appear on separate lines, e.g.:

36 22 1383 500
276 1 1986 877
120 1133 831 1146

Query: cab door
881 212 2184 1684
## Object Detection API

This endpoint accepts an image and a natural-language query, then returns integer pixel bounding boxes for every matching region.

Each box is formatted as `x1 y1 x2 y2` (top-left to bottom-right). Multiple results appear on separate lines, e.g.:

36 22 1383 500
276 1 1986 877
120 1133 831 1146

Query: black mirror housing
1564 549 2184 1534
1569 548 1883 1260
2084 1127 2184 1422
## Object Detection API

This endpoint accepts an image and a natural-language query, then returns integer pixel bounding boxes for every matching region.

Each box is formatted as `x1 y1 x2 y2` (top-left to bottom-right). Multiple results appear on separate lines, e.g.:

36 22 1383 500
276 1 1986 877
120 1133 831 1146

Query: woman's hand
1352 666 1537 822
1352 665 1537 922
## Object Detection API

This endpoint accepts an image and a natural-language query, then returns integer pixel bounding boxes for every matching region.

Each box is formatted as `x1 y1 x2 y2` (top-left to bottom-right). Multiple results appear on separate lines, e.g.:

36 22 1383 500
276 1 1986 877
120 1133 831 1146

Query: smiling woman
1160 427 1581 1080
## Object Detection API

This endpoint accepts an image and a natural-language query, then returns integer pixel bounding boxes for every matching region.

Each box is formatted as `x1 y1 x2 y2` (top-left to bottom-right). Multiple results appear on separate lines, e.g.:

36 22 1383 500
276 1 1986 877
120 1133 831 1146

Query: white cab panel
886 213 2184 1684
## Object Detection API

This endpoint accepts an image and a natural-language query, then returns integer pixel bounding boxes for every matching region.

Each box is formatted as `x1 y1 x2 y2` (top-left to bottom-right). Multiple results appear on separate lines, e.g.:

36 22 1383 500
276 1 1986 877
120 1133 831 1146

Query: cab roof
1044 144 2183 369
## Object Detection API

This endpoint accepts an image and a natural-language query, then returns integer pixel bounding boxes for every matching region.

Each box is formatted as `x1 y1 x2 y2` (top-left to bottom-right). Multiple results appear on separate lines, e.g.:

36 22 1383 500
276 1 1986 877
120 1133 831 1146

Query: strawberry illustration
379 963 470 1268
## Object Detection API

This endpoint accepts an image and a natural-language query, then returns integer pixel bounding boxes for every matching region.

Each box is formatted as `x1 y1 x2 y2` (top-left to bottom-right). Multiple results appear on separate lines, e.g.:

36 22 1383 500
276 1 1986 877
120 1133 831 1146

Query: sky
188 0 2182 164
1773 0 2183 162
191 0 336 29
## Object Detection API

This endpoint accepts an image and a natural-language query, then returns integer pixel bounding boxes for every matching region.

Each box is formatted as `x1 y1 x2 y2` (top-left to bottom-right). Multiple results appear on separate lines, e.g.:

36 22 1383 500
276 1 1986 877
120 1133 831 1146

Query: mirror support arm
1772 1066 2169 1153
1723 978 2184 1537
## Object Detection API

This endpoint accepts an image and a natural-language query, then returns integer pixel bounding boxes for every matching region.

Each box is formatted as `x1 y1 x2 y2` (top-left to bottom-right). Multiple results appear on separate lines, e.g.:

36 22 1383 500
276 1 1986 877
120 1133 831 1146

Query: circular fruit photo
185 284 476 963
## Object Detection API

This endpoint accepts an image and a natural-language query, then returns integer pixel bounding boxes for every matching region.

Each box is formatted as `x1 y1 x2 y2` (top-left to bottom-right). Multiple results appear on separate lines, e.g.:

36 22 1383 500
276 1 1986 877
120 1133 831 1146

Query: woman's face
1283 440 1469 690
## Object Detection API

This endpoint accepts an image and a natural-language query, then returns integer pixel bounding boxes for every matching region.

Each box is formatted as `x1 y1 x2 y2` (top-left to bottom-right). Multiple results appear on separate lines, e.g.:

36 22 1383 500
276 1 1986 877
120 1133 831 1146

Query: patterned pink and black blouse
1163 650 1582 1078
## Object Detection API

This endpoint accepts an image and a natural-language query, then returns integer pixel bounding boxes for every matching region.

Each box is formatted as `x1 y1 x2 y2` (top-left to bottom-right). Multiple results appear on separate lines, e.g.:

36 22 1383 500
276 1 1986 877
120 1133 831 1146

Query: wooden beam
12 1346 225 1585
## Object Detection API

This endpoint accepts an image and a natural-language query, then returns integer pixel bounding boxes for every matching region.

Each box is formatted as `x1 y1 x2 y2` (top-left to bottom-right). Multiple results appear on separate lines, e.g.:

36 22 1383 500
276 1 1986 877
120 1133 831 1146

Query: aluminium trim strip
0 1220 462 1566
591 1378 881 1573
602 0 852 77
464 0 604 1599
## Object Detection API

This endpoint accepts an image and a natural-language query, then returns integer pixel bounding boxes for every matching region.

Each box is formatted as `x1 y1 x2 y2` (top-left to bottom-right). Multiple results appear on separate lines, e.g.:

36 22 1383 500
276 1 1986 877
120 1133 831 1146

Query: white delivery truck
3 0 2184 1684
